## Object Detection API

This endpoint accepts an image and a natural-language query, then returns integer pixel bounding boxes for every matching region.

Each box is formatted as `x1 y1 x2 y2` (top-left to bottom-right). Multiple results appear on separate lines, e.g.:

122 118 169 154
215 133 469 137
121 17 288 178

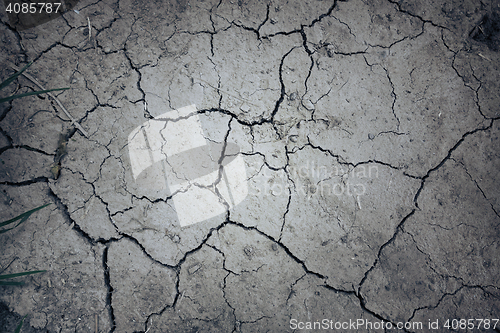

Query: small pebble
302 99 315 111
188 263 202 275
326 44 335 58
240 104 250 112
244 246 254 257
368 133 375 140
289 92 297 101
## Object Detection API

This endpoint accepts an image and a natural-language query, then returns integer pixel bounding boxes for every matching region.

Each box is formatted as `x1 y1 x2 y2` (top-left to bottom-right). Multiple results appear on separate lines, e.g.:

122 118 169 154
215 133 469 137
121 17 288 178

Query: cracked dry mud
1 0 499 332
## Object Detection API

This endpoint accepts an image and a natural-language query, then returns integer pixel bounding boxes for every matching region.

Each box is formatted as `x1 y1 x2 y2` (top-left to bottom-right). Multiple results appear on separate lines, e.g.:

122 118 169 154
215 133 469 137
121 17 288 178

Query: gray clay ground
1 0 500 332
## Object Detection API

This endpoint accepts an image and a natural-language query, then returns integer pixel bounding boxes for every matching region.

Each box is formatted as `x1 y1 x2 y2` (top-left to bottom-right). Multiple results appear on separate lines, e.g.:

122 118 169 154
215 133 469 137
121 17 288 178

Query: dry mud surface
0 0 499 332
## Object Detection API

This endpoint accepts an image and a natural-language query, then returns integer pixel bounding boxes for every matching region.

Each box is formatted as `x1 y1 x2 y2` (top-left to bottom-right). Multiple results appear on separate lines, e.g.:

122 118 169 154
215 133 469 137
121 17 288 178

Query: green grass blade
0 215 31 234
14 314 28 333
0 203 51 229
0 87 69 104
0 281 25 286
0 270 46 280
0 62 32 91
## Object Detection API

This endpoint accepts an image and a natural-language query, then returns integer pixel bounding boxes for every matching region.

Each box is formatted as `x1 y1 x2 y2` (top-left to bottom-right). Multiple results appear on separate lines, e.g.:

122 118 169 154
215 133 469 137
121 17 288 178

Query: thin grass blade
0 203 51 229
14 314 28 333
0 281 25 286
0 88 69 104
0 215 31 234
0 270 46 280
0 62 32 91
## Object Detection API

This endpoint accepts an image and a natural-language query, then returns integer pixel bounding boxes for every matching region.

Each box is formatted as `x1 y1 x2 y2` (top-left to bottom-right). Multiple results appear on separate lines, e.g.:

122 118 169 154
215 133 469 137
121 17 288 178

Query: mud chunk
188 263 202 275
240 104 251 112
302 99 315 111
244 246 255 258
470 11 500 51
326 44 335 57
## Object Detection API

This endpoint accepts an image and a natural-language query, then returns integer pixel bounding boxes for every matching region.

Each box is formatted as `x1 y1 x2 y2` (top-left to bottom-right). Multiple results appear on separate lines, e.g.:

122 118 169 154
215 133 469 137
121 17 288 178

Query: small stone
326 44 335 57
243 246 254 257
172 234 181 243
289 135 298 143
302 99 315 111
289 92 297 101
188 263 202 275
368 133 375 140
271 243 278 251
270 18 277 24
240 104 250 112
